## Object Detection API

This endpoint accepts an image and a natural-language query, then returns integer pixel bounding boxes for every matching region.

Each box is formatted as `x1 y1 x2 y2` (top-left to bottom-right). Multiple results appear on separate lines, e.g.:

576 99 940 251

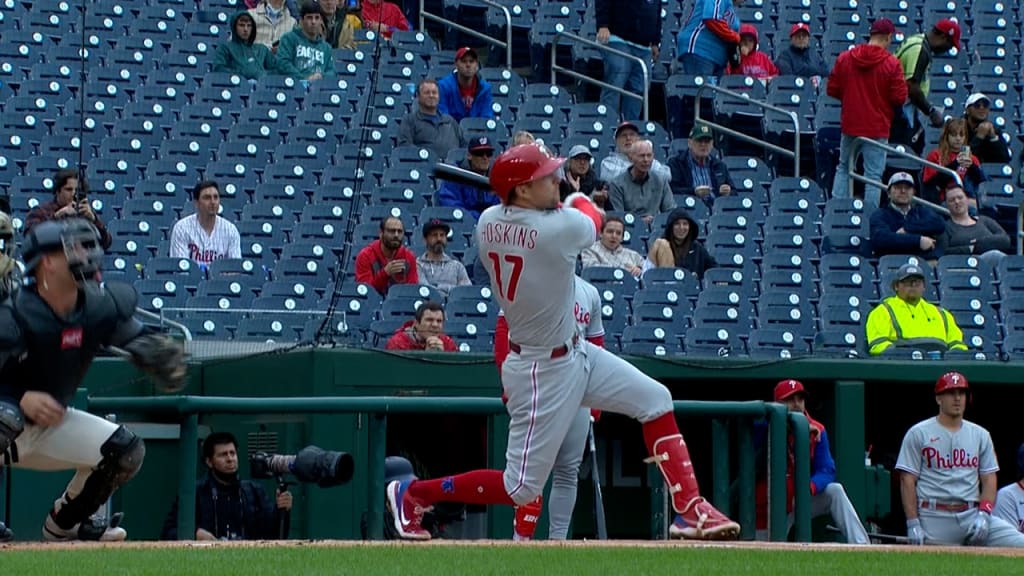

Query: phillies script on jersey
921 447 980 469
479 222 538 249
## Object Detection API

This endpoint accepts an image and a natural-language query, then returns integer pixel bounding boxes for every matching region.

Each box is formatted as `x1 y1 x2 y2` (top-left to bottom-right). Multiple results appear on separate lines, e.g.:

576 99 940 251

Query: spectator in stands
25 169 111 250
277 2 336 81
161 432 292 541
360 0 409 38
319 0 345 48
962 93 1012 164
608 140 676 226
355 216 419 296
213 12 280 81
334 0 364 49
774 23 829 81
248 0 298 51
599 121 670 182
560 145 610 208
581 216 645 277
170 181 242 265
437 47 494 123
644 208 716 280
677 0 744 76
512 131 535 146
922 118 988 206
595 0 661 121
828 18 907 211
892 19 962 154
869 172 945 261
416 219 471 297
398 78 465 160
667 124 734 206
865 263 967 356
386 301 458 351
437 137 500 219
727 24 778 80
942 186 1011 264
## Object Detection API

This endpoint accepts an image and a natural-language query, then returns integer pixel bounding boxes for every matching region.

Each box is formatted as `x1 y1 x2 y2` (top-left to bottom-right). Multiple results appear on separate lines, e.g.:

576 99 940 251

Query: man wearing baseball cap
892 18 963 153
869 172 945 260
865 262 967 356
599 121 671 182
754 380 869 544
774 23 829 80
559 145 609 208
667 124 734 205
437 46 494 123
436 136 500 220
962 93 1012 164
416 219 470 297
827 18 907 209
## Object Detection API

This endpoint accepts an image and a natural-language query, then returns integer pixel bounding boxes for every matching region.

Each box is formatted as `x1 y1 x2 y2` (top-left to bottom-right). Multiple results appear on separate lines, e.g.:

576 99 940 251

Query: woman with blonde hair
922 118 988 207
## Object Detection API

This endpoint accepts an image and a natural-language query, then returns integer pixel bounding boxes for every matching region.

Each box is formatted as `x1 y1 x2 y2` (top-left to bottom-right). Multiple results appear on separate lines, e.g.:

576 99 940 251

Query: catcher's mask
22 218 103 282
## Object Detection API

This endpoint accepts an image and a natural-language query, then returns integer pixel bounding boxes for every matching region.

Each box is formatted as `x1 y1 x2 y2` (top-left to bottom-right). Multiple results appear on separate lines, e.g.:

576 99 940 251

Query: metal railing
848 137 961 217
419 0 512 70
136 308 192 341
86 395 809 542
551 31 649 121
694 83 801 175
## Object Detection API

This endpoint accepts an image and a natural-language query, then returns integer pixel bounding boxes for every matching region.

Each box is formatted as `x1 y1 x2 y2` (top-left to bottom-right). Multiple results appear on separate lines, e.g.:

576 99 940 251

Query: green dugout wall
8 349 1023 541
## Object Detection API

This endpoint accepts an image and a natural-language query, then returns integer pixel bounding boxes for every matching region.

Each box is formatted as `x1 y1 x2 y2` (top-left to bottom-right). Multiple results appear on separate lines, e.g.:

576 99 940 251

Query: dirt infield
3 539 1024 557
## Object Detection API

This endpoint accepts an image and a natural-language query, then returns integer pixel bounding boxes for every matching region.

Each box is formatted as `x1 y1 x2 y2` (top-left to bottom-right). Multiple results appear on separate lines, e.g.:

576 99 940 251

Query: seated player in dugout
0 218 186 541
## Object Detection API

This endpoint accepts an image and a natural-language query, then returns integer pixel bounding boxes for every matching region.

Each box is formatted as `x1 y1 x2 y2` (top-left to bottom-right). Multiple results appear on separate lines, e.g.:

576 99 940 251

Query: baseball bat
588 416 608 540
826 524 909 544
433 163 492 190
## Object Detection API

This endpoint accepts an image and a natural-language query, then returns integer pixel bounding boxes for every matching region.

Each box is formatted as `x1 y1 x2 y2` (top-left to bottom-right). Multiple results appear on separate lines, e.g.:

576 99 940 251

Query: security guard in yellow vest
866 263 968 355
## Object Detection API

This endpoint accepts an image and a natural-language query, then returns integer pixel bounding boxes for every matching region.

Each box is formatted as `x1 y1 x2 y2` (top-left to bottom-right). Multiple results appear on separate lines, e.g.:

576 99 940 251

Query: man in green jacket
213 12 280 80
277 2 336 81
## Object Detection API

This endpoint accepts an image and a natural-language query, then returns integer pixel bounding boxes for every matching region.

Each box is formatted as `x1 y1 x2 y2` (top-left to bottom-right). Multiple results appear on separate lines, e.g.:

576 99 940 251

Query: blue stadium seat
207 258 271 282
683 327 746 357
235 314 308 343
273 258 332 286
581 266 640 287
368 319 405 348
134 278 190 311
756 304 815 335
747 329 811 359
144 256 206 287
818 304 870 331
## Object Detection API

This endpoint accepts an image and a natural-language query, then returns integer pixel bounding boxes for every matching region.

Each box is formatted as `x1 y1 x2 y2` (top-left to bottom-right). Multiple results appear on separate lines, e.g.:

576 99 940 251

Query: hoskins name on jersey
921 447 980 470
479 222 538 249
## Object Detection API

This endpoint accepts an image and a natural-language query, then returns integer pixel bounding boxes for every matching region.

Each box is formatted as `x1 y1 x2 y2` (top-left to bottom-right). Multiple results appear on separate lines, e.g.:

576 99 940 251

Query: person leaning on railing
865 263 968 356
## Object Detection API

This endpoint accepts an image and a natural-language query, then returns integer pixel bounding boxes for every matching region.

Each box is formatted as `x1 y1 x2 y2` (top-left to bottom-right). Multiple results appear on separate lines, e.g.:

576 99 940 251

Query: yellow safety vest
865 296 968 355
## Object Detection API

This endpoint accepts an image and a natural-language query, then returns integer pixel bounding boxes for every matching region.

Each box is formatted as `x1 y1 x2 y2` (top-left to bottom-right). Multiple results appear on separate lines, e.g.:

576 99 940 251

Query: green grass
1 545 1019 576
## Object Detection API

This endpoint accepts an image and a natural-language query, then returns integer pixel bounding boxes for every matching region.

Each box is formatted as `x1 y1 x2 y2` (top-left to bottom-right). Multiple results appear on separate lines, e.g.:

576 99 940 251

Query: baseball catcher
0 210 19 301
0 218 186 542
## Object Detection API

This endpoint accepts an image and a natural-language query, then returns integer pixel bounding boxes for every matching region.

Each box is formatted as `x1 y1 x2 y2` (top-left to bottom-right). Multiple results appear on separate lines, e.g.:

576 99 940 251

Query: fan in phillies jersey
494 275 605 540
993 443 1024 533
896 371 1024 546
384 143 739 541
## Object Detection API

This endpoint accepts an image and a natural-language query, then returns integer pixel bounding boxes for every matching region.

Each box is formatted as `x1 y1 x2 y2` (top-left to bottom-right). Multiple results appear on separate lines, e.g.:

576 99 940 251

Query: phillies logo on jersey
921 447 979 470
573 301 590 326
61 327 83 350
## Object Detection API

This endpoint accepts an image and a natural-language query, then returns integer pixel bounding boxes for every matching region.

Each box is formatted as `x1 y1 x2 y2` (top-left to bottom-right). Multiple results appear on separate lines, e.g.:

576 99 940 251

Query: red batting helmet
488 144 565 203
935 371 969 394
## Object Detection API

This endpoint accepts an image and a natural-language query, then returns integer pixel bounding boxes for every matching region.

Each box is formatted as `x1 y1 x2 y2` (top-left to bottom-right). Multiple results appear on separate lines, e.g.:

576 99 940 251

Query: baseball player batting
0 219 186 541
494 275 605 540
896 371 1024 547
386 143 739 541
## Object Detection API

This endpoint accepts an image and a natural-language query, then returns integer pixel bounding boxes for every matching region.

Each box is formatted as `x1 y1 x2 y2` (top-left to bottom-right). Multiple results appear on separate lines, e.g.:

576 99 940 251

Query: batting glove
906 518 925 545
966 502 993 545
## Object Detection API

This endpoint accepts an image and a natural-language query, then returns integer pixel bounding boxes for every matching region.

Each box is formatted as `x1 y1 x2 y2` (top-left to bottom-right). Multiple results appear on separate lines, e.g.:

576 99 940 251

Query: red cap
789 23 810 37
934 19 961 50
774 379 806 402
869 18 896 36
455 46 478 62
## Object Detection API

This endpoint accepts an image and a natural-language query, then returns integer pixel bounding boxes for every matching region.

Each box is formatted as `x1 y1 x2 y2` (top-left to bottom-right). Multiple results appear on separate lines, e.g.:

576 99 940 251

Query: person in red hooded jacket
385 301 458 351
827 18 908 212
754 380 869 543
727 24 778 79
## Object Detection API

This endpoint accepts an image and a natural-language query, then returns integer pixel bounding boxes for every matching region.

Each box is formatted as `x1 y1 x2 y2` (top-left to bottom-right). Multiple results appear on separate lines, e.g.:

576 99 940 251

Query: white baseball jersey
895 417 999 502
994 482 1024 532
169 214 242 264
573 276 604 341
476 205 595 348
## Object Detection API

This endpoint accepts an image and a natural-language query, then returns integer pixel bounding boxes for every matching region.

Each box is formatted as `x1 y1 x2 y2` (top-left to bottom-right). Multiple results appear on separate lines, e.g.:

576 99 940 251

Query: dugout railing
86 395 811 542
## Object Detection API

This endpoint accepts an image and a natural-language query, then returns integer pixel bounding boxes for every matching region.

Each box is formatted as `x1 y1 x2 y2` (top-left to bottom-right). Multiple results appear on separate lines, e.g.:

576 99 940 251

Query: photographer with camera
24 169 111 250
161 432 292 541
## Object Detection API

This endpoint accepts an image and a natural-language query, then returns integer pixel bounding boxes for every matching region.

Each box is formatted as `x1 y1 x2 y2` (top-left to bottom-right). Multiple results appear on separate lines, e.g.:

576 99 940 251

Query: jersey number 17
486 252 524 302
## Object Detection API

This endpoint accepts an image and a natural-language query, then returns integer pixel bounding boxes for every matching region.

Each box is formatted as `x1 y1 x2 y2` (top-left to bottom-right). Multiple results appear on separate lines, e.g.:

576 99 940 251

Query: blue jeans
600 40 650 121
832 133 887 211
680 53 724 77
